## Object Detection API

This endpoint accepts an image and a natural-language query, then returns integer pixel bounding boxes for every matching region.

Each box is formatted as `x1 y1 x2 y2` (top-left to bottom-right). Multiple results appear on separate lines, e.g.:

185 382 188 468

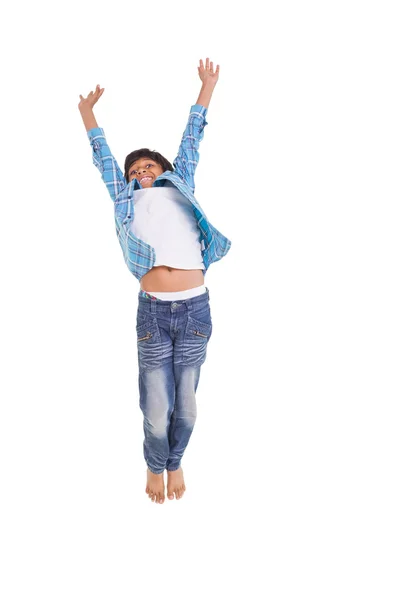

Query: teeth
141 177 152 182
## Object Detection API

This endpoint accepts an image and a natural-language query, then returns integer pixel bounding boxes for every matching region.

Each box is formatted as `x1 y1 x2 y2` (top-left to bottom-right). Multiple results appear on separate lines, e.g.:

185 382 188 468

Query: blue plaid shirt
87 104 232 281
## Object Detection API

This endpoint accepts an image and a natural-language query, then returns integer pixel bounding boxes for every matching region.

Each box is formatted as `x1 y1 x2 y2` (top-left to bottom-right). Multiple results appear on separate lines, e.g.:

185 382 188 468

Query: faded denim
136 288 213 474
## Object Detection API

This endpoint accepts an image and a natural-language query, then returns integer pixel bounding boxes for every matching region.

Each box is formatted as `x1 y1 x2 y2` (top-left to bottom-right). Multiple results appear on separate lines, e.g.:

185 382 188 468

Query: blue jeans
136 288 213 474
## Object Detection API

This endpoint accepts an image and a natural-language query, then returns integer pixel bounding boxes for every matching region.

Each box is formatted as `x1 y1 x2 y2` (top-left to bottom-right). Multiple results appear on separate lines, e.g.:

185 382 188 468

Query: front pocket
136 312 156 332
187 315 212 339
136 318 159 339
193 330 208 338
183 315 212 367
137 331 153 342
136 319 162 372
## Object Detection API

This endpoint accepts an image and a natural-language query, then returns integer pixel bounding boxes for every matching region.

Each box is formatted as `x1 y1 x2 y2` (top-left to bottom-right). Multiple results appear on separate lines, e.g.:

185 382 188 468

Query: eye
130 163 154 177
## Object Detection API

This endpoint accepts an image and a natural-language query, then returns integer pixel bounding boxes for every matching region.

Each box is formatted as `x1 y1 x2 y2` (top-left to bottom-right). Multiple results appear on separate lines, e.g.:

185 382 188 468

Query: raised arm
195 58 220 108
172 58 220 193
78 85 126 202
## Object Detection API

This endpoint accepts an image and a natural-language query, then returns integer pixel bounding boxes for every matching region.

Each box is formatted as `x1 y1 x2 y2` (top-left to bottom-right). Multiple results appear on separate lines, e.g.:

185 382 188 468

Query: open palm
198 58 220 86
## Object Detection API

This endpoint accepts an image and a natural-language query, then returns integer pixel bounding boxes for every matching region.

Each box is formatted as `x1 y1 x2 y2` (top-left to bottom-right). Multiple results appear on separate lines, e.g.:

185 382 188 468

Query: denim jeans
136 288 213 474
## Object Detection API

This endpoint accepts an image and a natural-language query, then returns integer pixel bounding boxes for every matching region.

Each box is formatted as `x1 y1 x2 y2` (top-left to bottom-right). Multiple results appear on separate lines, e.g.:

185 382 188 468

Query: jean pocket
189 303 212 327
136 319 162 372
183 315 212 367
136 311 153 330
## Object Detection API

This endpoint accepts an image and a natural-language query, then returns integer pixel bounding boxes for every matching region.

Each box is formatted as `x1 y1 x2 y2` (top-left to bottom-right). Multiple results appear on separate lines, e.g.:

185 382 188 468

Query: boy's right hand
78 85 104 112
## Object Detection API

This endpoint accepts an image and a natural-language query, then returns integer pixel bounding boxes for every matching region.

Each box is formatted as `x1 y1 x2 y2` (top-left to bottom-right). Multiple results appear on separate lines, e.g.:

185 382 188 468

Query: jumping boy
78 58 231 504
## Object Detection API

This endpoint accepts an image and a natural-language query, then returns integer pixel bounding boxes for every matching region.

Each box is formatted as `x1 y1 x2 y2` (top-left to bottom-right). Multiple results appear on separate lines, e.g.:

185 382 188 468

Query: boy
78 58 231 504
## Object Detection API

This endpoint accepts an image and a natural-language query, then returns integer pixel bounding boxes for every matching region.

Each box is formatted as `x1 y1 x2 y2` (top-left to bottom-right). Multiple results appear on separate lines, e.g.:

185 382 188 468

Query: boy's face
128 158 164 187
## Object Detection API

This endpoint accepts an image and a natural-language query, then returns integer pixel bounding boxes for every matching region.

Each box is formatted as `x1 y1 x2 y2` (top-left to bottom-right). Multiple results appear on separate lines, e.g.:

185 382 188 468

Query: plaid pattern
139 290 159 300
86 104 231 282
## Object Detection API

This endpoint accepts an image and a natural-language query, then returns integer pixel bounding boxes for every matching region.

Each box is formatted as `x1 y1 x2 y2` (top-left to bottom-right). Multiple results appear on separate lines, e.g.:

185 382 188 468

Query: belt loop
186 297 192 313
151 298 157 314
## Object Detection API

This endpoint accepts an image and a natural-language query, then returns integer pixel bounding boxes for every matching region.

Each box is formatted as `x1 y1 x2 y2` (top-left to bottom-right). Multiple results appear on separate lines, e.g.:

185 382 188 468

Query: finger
216 65 220 73
210 61 214 71
206 57 209 68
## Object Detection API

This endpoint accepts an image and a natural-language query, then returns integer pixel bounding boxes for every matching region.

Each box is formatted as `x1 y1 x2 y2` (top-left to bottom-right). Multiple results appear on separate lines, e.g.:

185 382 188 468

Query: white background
1 0 399 598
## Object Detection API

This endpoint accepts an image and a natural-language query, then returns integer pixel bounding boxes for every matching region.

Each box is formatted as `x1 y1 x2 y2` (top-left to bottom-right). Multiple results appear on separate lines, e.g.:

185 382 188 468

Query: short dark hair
124 148 174 183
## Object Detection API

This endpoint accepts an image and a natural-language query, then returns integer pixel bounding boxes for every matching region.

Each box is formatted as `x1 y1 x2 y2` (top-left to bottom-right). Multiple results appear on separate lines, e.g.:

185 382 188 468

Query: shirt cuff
87 127 105 139
190 104 208 116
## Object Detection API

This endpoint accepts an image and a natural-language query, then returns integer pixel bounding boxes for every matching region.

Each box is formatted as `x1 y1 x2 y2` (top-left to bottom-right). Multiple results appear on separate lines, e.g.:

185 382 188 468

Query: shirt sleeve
172 104 208 194
87 128 127 202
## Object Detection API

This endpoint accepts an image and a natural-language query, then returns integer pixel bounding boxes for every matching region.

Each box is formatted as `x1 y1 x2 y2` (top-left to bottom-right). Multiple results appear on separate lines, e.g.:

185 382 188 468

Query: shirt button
171 303 178 309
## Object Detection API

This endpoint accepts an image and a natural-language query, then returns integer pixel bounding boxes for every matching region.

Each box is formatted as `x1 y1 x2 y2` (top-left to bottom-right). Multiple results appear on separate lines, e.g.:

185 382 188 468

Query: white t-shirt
130 183 205 269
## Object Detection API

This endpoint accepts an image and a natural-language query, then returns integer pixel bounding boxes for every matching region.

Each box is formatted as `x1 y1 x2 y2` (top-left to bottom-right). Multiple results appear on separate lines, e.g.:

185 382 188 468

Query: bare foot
167 467 186 500
146 469 165 504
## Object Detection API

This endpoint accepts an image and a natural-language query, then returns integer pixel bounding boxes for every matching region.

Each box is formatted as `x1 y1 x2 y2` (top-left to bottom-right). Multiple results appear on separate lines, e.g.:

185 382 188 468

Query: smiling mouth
140 177 152 183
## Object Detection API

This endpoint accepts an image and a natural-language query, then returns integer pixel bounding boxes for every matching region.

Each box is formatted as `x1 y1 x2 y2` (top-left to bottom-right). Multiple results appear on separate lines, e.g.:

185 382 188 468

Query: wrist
79 106 94 115
200 80 216 90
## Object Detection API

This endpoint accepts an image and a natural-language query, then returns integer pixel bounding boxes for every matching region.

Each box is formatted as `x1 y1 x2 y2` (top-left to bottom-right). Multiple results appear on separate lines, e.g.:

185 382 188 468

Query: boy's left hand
198 58 220 86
